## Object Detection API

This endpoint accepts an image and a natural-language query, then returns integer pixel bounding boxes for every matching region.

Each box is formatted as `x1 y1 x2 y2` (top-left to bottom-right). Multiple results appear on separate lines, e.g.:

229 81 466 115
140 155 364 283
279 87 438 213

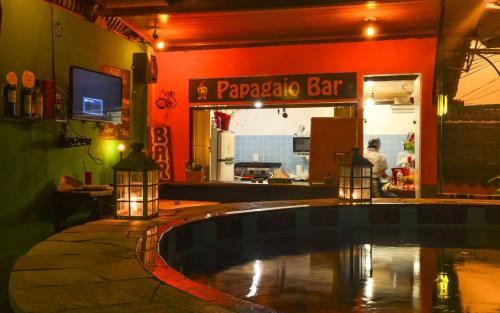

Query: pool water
187 245 500 312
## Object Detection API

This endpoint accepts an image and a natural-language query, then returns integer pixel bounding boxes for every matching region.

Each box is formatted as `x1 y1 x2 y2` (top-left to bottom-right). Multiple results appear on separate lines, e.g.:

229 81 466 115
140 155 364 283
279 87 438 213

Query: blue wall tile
235 135 308 175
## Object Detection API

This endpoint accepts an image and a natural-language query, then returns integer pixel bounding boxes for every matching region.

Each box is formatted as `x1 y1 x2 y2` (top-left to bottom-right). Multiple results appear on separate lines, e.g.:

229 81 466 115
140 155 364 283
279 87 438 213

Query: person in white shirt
364 138 389 197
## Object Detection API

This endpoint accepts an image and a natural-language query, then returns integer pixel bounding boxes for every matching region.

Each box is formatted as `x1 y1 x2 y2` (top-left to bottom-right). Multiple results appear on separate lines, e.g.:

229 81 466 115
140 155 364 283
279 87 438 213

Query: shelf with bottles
0 115 67 123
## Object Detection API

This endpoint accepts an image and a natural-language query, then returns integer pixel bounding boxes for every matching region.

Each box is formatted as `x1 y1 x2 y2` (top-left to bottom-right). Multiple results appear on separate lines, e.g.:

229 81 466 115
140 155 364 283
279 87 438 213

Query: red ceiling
119 0 440 50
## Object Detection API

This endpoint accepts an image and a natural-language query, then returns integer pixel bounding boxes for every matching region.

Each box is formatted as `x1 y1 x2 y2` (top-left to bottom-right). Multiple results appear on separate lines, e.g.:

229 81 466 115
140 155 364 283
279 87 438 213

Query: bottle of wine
21 71 36 118
34 79 43 119
3 81 16 116
21 86 33 118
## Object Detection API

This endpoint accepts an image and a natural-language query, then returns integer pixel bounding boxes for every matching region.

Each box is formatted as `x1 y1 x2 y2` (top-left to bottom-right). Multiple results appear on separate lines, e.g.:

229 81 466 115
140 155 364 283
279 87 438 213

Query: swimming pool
149 201 500 312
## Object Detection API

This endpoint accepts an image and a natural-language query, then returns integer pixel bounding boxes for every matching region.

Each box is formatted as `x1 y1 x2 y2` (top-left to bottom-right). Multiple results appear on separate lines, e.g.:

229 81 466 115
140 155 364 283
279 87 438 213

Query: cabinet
309 117 357 183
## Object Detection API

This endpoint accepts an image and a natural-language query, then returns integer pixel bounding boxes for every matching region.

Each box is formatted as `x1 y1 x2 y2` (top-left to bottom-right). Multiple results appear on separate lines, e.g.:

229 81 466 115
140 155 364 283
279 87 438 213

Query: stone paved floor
9 198 500 313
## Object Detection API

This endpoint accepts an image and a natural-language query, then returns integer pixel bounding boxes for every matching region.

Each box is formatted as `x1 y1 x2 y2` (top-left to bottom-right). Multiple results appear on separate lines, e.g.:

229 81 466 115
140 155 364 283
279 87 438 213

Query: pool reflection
188 246 500 313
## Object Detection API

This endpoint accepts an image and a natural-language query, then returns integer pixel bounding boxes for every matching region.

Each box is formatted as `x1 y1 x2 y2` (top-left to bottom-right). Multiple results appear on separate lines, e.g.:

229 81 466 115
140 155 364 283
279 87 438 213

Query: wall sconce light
118 143 125 160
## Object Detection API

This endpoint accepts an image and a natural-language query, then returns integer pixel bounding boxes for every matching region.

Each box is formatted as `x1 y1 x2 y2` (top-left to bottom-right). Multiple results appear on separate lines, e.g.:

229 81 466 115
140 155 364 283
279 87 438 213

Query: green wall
0 0 146 311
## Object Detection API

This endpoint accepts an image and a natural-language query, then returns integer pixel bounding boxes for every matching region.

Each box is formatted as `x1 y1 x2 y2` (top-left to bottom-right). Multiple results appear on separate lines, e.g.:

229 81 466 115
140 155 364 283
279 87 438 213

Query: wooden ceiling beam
98 5 167 16
159 32 437 52
98 0 420 16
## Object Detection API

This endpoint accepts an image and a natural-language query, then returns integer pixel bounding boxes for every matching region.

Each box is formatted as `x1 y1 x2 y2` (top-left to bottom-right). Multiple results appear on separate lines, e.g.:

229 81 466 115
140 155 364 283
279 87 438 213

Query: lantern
338 147 373 203
113 143 160 219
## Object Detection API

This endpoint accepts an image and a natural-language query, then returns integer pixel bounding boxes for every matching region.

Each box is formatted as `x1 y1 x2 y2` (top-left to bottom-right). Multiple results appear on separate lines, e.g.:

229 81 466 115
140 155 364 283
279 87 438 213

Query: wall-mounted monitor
293 136 310 154
69 66 122 124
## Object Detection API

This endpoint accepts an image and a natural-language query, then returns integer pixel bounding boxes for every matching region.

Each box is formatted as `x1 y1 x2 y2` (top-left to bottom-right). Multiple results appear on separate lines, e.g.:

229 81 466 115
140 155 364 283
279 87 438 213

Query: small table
53 188 114 231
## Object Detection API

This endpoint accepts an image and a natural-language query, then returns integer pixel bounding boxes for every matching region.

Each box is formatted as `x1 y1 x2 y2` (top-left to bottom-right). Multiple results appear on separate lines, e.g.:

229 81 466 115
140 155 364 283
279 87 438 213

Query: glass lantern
338 147 373 204
113 143 160 219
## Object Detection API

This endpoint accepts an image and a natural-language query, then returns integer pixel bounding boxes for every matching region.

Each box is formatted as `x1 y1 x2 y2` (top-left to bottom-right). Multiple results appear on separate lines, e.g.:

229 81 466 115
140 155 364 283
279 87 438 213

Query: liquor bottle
3 81 16 116
33 79 43 119
21 86 33 118
21 71 36 118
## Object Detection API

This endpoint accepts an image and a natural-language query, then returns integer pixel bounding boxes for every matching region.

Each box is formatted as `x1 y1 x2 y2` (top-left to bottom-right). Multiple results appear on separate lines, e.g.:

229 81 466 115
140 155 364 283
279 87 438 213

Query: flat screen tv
69 66 122 124
293 136 310 154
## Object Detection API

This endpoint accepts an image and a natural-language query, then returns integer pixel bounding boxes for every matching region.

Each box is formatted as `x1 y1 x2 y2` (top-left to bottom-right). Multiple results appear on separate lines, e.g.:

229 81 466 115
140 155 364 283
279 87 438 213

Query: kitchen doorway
363 74 422 198
190 104 356 183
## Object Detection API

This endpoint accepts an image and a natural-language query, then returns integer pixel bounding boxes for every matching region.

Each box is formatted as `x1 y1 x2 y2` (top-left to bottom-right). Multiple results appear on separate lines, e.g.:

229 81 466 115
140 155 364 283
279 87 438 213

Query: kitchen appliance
293 136 311 155
210 128 235 181
234 162 282 180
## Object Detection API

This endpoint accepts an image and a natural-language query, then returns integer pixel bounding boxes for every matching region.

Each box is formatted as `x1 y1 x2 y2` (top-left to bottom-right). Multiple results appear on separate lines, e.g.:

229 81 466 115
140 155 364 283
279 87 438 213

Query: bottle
21 86 33 118
21 71 36 118
33 79 43 119
3 72 18 117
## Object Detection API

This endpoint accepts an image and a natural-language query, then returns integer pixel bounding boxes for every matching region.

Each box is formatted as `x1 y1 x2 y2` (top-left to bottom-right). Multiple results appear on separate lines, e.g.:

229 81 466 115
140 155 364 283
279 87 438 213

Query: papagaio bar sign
189 72 357 103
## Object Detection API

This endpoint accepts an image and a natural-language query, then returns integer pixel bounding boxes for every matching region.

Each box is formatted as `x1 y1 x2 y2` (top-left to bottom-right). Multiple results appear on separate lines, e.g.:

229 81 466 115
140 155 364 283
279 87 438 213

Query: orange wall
152 38 437 184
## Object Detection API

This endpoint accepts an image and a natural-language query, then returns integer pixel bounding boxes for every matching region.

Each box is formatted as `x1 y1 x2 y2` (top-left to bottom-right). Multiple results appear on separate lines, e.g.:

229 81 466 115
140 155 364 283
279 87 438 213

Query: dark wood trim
159 33 437 52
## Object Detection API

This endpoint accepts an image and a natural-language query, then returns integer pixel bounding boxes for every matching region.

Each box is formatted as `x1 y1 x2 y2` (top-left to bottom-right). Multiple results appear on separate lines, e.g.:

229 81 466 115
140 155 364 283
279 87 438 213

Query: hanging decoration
156 90 177 110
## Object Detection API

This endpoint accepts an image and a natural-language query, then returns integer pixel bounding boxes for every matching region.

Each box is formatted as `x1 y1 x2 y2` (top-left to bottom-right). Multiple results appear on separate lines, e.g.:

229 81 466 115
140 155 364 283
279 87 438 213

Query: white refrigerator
210 129 235 181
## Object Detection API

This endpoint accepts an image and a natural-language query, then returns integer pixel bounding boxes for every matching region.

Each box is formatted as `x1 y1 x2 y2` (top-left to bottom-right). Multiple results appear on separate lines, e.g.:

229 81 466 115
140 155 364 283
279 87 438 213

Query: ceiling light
156 41 166 50
365 92 375 108
363 17 378 38
365 25 376 37
486 2 500 9
366 1 376 9
365 80 375 89
159 14 169 23
254 101 263 108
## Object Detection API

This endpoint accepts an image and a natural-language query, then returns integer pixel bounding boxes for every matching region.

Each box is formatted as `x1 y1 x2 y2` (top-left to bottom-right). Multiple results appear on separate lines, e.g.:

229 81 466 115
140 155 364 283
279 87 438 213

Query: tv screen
69 66 122 124
293 137 310 153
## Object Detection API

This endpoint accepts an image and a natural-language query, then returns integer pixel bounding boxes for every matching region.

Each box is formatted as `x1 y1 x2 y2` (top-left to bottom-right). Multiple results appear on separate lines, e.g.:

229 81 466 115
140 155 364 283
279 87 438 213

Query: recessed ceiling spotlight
365 92 375 108
363 18 378 38
159 14 169 23
156 41 166 49
365 26 376 37
365 80 375 89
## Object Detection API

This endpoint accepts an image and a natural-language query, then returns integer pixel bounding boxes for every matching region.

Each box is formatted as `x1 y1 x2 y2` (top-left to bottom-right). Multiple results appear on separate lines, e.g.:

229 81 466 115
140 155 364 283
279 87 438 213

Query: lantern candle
113 143 160 219
338 147 374 204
